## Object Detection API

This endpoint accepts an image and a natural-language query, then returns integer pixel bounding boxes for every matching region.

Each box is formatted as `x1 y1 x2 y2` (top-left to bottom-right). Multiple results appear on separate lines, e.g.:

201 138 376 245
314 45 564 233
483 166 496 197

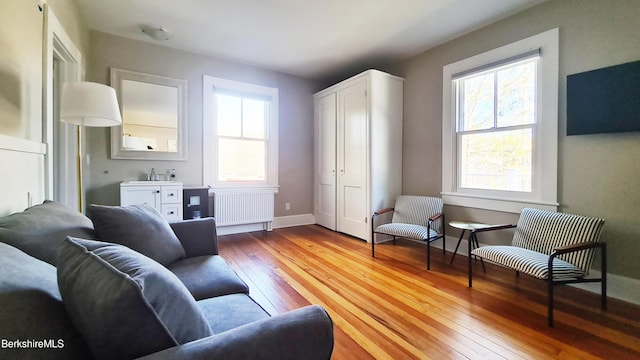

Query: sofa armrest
136 305 334 360
552 241 604 255
371 208 394 230
373 207 394 216
428 212 444 222
170 218 219 257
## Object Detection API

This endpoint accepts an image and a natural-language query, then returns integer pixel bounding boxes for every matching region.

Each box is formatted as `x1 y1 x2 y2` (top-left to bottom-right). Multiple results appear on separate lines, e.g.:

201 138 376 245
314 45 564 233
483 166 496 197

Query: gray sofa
0 201 334 360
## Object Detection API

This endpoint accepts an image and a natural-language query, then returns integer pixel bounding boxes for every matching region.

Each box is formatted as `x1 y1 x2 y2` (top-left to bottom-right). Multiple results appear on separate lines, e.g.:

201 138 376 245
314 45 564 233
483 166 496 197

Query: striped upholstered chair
371 195 445 270
469 208 606 326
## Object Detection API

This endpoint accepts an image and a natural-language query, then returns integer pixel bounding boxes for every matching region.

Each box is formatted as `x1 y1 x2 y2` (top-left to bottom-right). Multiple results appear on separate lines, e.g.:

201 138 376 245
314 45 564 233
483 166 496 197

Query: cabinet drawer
121 182 184 221
161 186 182 204
120 186 161 208
161 204 182 221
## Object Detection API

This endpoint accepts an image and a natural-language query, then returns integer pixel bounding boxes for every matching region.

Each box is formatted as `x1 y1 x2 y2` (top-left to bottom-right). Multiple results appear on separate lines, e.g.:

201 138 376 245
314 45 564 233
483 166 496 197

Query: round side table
449 221 490 270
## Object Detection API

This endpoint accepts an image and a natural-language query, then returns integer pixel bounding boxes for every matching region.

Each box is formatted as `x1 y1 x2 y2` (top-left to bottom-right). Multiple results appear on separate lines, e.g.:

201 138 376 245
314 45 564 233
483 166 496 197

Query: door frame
43 5 83 207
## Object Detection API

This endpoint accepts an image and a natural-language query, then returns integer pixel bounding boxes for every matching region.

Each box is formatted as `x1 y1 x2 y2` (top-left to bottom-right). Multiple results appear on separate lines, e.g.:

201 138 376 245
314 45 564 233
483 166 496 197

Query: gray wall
85 32 319 217
391 0 640 279
0 0 88 215
23 0 637 281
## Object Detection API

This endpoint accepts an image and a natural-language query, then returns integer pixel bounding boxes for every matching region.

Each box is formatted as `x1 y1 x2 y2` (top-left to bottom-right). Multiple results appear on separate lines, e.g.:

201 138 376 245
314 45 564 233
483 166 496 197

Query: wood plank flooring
217 225 640 359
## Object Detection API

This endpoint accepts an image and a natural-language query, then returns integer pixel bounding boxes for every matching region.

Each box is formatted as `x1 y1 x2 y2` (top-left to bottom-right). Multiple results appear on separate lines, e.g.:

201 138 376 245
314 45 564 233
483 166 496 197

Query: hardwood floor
218 225 640 359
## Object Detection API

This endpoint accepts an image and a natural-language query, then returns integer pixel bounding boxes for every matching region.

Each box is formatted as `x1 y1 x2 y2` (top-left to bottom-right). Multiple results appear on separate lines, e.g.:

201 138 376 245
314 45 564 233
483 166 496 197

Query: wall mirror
110 68 188 160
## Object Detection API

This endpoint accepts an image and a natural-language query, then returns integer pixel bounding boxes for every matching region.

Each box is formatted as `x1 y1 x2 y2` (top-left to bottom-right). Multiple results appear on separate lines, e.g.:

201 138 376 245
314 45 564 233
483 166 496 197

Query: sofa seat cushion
57 237 213 360
0 200 95 266
87 204 185 266
169 255 249 300
0 242 91 360
472 245 587 280
375 223 439 241
197 294 270 333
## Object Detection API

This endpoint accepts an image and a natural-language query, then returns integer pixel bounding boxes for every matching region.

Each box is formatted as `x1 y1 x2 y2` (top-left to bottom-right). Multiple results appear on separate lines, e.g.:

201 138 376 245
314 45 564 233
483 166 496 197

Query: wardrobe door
337 79 368 239
314 93 337 230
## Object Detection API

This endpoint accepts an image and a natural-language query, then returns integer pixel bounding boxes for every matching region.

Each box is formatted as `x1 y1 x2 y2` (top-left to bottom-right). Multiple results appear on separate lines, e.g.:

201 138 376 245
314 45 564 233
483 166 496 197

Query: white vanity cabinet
313 70 404 242
120 181 183 221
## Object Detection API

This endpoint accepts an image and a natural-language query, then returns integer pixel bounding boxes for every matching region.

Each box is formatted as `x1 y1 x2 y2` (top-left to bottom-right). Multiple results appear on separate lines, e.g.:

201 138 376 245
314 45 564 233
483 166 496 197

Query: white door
315 93 337 230
337 80 368 240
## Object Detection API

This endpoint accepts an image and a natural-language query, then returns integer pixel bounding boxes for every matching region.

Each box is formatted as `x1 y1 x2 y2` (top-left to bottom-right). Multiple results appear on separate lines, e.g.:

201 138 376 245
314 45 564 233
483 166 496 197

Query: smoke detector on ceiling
141 25 172 41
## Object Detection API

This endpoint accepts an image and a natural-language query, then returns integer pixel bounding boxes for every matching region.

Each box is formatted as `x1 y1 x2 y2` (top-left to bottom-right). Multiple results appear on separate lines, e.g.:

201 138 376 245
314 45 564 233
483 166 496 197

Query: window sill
441 192 558 213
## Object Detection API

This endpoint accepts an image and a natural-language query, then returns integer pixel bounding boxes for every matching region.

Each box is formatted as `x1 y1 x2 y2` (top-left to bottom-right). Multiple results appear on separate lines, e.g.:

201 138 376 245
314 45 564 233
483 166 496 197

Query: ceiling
75 0 546 80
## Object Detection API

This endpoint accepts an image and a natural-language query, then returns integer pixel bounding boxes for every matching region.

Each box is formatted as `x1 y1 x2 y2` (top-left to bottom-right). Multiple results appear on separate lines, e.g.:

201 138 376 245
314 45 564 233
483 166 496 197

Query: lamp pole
60 82 122 213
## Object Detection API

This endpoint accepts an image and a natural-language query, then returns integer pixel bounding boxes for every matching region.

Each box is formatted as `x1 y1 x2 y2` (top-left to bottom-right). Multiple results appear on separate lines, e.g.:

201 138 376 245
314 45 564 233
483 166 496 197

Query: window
216 93 268 181
203 76 278 188
457 58 536 192
442 29 559 213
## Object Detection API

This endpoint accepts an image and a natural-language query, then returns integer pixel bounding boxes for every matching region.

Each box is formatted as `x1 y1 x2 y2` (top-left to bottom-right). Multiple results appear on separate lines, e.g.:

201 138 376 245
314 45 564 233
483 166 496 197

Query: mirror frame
110 68 188 160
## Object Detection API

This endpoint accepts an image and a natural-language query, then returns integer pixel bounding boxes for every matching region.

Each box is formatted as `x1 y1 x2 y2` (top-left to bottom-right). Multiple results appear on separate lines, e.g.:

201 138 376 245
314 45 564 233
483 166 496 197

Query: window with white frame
457 57 536 193
442 29 559 213
203 76 278 188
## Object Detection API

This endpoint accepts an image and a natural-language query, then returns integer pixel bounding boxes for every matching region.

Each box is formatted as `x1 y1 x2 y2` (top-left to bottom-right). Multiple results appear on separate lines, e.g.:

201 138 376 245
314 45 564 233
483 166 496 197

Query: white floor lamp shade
60 82 122 126
59 82 122 211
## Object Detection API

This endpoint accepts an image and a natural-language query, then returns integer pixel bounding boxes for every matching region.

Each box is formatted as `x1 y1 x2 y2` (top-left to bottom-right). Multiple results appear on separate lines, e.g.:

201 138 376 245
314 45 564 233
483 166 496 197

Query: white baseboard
441 235 640 305
273 213 316 229
217 223 270 235
216 214 316 235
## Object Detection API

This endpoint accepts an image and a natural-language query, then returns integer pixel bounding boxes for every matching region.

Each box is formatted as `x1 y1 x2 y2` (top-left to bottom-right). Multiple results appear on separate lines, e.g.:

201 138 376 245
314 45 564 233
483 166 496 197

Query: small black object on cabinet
183 187 211 220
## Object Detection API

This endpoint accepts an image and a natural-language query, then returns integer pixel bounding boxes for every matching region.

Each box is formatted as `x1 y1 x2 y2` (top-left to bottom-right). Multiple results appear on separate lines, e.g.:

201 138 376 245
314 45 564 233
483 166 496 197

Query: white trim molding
441 192 558 213
43 4 82 206
0 134 47 155
215 214 315 235
202 75 279 189
442 28 559 213
274 214 316 229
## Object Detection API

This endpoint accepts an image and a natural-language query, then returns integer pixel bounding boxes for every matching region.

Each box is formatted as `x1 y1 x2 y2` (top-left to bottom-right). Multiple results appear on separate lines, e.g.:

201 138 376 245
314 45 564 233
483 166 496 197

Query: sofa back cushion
0 242 91 359
391 195 444 234
87 204 185 266
512 208 605 272
0 201 96 266
57 237 213 360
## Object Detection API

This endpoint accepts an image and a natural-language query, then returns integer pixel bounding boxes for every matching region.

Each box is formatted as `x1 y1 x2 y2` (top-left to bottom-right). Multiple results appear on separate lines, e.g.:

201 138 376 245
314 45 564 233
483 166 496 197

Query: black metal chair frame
371 208 445 270
469 225 607 327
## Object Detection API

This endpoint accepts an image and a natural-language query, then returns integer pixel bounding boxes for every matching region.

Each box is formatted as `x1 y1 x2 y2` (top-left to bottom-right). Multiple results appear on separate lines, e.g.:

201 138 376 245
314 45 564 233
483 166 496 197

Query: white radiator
213 189 275 230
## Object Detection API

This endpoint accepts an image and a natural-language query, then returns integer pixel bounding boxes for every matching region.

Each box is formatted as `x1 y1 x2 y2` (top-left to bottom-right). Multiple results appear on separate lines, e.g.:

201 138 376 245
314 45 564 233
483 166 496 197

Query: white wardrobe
313 70 403 242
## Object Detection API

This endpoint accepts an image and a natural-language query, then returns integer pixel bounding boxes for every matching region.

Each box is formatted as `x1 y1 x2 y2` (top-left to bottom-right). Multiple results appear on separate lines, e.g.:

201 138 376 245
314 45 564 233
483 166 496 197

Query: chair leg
548 278 554 327
442 217 446 255
601 243 607 310
602 279 608 310
371 216 376 257
548 256 555 327
468 235 473 287
371 236 375 257
371 220 375 258
427 240 431 270
442 234 446 255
